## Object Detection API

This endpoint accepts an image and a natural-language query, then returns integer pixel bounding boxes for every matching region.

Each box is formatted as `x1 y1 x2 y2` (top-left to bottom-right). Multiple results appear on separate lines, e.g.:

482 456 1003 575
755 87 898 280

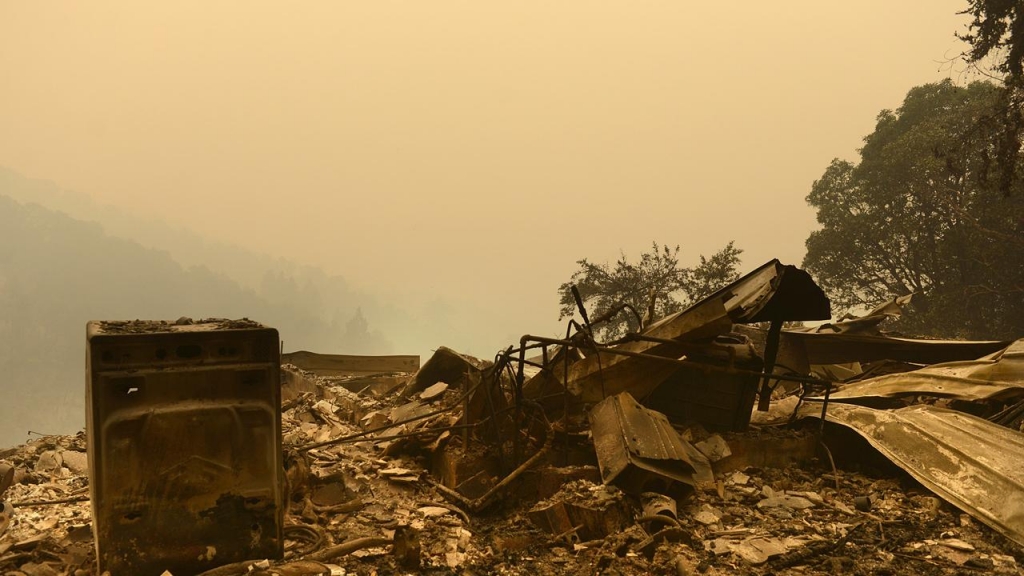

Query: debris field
1 260 1023 575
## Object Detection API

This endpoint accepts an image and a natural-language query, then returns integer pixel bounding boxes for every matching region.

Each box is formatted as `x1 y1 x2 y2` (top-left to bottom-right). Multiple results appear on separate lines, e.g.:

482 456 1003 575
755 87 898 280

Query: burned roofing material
802 402 1024 547
549 259 832 405
704 258 831 324
590 392 713 494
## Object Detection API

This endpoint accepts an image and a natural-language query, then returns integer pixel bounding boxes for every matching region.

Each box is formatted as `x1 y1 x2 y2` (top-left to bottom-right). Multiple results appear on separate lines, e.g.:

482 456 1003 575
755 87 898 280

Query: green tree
958 1 1024 195
960 0 1024 77
804 80 1024 340
557 241 742 341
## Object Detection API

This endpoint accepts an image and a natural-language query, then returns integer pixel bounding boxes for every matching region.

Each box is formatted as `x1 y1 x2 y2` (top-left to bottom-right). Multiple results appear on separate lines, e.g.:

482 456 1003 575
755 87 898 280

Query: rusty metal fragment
590 392 712 493
86 319 284 576
804 402 1024 547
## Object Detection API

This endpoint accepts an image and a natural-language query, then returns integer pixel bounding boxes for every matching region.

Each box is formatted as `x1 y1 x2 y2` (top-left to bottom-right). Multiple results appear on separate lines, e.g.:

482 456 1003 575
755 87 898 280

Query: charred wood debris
2 260 1024 575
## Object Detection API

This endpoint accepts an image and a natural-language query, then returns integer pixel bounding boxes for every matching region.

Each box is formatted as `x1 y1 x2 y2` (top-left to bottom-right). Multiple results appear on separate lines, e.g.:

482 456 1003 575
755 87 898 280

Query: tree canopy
803 80 1024 340
958 1 1024 195
960 0 1024 77
557 242 742 341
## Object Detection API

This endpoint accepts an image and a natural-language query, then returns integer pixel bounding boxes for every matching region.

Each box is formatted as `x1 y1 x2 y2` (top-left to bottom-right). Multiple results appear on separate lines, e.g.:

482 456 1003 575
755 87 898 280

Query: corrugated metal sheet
818 339 1024 402
590 392 712 493
805 403 1024 547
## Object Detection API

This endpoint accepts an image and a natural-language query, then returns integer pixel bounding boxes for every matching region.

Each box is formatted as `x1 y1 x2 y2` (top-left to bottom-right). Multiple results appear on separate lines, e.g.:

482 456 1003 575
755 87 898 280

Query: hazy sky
0 2 974 351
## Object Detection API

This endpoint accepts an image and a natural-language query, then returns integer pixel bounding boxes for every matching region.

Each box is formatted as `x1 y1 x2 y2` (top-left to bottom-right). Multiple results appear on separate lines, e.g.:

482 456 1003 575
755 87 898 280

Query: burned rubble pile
2 261 1024 575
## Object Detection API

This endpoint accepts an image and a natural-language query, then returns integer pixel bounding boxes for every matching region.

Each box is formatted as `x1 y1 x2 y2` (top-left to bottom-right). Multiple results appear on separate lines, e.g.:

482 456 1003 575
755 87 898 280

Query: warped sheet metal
564 297 729 402
789 294 913 336
780 332 1009 367
563 260 830 402
679 258 831 325
402 346 489 397
590 392 713 493
805 403 1024 547
819 339 1024 403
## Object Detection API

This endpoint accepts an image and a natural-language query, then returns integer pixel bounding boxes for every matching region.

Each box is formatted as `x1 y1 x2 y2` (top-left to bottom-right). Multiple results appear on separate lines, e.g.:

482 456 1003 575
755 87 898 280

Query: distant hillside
0 193 391 447
0 167 506 364
0 165 302 291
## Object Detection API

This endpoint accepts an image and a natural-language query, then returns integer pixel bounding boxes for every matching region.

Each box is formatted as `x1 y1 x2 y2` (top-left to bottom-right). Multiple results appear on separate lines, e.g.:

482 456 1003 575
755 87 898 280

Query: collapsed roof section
556 260 832 404
801 402 1024 547
813 339 1024 403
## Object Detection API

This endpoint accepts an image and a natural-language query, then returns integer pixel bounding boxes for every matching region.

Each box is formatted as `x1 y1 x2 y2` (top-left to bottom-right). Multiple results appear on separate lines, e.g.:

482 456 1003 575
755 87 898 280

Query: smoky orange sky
0 1 973 354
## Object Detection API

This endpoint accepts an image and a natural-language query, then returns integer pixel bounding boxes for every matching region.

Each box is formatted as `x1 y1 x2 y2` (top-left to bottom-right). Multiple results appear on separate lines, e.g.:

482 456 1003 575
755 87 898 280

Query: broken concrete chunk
749 395 801 426
993 554 1018 570
361 410 391 431
693 503 723 526
757 495 816 510
420 382 449 401
417 506 452 518
694 434 732 463
938 538 976 552
18 562 61 576
391 400 432 426
785 490 824 505
59 450 87 476
33 450 62 473
728 471 750 486
731 537 793 565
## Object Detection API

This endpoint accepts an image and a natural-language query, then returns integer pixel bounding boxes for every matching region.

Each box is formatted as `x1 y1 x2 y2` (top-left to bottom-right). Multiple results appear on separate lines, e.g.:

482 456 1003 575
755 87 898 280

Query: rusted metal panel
87 319 283 576
806 403 1024 547
817 339 1024 402
282 350 420 377
590 392 712 494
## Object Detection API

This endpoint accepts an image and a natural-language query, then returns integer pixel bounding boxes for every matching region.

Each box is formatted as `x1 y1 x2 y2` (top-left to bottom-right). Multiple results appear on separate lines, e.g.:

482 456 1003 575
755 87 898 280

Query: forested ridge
0 193 387 447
